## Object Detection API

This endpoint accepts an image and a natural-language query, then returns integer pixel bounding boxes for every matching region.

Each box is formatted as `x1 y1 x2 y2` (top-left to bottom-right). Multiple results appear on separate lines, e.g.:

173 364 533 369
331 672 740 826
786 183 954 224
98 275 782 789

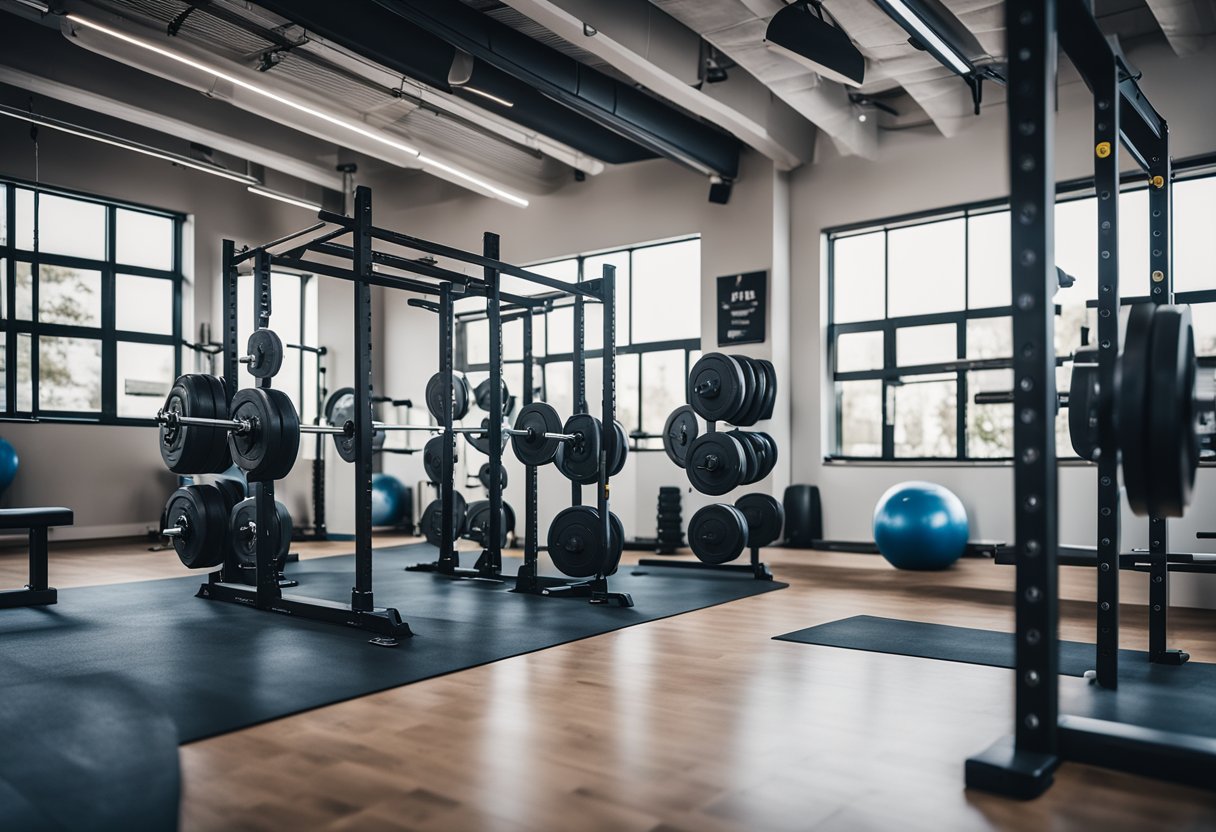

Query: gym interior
1 1 1214 829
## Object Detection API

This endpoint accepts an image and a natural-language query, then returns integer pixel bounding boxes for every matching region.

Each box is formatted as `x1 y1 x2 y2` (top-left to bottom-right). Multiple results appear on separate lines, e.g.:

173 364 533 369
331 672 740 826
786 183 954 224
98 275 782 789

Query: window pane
543 361 573 417
888 219 965 316
503 317 523 362
967 210 1011 308
966 318 1012 359
892 378 957 457
39 265 102 327
116 274 173 334
1191 302 1216 357
464 318 489 365
39 336 101 411
837 380 882 456
17 333 32 411
1175 177 1216 293
1056 365 1075 458
1054 197 1097 302
585 251 630 346
116 208 174 270
15 261 33 319
641 350 687 439
117 341 175 418
896 323 956 367
1118 188 1149 288
0 183 6 245
835 330 883 373
530 311 545 358
546 305 573 355
967 369 1013 458
832 232 884 324
38 194 106 260
616 352 639 439
511 258 577 297
632 239 700 342
0 260 5 320
585 297 603 351
15 188 34 251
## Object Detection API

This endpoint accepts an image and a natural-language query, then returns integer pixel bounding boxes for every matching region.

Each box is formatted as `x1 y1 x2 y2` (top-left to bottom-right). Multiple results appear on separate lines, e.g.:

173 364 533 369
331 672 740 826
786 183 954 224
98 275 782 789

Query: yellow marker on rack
1151 175 1165 188
1096 141 1112 158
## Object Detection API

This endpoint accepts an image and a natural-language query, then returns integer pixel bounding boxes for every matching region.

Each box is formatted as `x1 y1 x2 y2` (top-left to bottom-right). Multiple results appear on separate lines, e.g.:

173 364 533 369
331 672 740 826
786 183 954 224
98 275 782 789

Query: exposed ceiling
0 0 1210 207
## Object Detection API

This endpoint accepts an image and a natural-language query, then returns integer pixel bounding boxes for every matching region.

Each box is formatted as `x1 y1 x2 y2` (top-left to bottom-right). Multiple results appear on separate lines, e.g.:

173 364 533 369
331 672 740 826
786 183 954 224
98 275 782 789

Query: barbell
156 373 618 483
972 303 1203 518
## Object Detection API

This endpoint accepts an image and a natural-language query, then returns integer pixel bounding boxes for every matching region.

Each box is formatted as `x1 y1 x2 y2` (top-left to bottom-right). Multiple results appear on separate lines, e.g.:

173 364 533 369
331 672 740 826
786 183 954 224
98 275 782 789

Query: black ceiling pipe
255 0 655 165
374 0 740 179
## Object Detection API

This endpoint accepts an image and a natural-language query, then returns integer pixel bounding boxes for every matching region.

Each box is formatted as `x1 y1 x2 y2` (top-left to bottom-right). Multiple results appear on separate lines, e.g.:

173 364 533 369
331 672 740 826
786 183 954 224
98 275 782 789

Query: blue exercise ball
873 481 968 570
0 438 18 494
371 473 408 527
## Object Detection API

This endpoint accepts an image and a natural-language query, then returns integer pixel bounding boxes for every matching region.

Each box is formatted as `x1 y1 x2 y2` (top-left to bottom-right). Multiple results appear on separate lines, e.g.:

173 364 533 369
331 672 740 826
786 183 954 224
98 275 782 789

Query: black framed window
457 236 702 450
0 178 184 424
827 166 1216 461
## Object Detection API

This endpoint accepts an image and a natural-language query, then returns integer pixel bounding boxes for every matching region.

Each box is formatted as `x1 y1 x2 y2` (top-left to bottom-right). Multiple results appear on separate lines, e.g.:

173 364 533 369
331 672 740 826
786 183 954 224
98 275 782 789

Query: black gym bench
0 507 72 609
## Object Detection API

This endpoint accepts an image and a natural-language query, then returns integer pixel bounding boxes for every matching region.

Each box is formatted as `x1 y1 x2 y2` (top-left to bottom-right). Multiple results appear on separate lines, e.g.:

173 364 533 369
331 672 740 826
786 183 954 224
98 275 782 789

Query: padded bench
0 507 73 609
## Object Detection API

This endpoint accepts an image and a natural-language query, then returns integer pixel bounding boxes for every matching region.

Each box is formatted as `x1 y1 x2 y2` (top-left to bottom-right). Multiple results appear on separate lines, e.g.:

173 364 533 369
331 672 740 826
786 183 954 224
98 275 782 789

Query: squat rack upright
966 0 1214 796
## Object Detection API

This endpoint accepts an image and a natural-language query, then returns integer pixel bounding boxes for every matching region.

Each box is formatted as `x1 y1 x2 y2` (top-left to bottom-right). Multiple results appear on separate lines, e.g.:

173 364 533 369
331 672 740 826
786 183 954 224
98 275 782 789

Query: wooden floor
3 536 1216 831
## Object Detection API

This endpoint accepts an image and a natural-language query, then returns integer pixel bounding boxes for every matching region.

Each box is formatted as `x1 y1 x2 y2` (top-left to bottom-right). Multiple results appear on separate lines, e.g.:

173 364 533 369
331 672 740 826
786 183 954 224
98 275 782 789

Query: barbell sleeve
973 391 1071 407
157 411 253 433
162 526 184 538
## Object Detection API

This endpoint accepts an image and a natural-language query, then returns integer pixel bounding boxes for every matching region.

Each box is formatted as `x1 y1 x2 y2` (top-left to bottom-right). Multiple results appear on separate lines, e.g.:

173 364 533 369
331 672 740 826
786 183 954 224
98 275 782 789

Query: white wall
369 148 791 540
789 38 1216 605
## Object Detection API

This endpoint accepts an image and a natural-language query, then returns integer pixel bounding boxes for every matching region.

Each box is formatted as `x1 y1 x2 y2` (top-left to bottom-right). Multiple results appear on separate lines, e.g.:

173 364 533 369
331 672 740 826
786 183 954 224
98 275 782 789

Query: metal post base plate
965 736 1058 799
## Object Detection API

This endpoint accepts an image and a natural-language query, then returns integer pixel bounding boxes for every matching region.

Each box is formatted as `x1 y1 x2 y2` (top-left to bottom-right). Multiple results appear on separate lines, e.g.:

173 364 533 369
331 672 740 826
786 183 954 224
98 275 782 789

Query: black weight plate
229 497 292 569
478 462 509 491
743 432 770 485
474 377 511 415
604 511 625 576
735 493 784 548
426 372 470 422
547 505 610 578
1145 306 1199 518
198 374 235 473
246 328 284 379
688 503 749 565
730 356 759 426
728 430 759 486
325 387 357 463
663 406 699 469
1068 348 1101 461
422 435 455 484
753 432 778 481
420 493 468 546
1118 304 1155 515
160 375 218 474
228 387 299 482
511 402 562 466
735 357 768 427
214 476 245 515
688 353 747 423
466 417 509 456
685 432 745 496
605 419 629 477
164 484 227 569
555 414 602 484
757 359 778 421
503 501 516 537
464 500 510 549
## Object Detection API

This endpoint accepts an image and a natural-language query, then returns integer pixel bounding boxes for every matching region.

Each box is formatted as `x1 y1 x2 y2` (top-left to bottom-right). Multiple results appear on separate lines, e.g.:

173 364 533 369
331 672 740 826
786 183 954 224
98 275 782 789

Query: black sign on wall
716 271 767 346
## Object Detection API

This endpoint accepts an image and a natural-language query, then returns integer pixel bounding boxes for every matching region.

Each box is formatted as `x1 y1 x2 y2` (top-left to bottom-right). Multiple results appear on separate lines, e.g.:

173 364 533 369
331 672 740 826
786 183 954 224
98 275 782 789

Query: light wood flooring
2 536 1215 831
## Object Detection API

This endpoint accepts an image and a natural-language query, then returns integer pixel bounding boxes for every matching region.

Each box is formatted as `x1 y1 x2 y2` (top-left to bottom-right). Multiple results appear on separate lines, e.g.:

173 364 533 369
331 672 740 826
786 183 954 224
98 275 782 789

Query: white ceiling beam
1143 0 1216 56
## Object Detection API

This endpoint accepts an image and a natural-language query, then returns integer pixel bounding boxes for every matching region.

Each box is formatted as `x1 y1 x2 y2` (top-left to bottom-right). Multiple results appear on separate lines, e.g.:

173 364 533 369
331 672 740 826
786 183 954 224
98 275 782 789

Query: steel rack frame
964 0 1216 797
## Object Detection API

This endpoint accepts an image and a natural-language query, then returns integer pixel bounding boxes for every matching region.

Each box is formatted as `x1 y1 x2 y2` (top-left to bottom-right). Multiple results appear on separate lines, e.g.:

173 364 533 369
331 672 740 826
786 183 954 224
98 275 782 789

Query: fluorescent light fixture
873 0 972 76
247 185 322 211
67 12 533 208
765 2 864 87
461 86 514 108
15 0 50 12
66 13 421 159
0 103 259 184
418 154 529 208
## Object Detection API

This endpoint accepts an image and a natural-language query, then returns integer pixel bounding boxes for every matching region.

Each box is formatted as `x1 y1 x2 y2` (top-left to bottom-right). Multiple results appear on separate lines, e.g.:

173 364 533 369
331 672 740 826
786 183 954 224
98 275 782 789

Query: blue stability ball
0 438 17 494
371 473 408 527
873 481 969 570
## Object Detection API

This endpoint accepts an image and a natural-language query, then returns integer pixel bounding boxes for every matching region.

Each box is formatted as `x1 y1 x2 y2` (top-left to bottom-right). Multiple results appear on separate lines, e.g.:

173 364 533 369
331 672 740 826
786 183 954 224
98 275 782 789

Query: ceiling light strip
247 185 322 211
880 0 971 75
67 13 533 208
0 104 259 184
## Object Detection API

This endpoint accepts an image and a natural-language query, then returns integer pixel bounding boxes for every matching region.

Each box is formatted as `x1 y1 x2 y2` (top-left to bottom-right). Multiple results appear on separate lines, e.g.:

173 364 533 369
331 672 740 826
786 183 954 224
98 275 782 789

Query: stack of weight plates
656 486 684 554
